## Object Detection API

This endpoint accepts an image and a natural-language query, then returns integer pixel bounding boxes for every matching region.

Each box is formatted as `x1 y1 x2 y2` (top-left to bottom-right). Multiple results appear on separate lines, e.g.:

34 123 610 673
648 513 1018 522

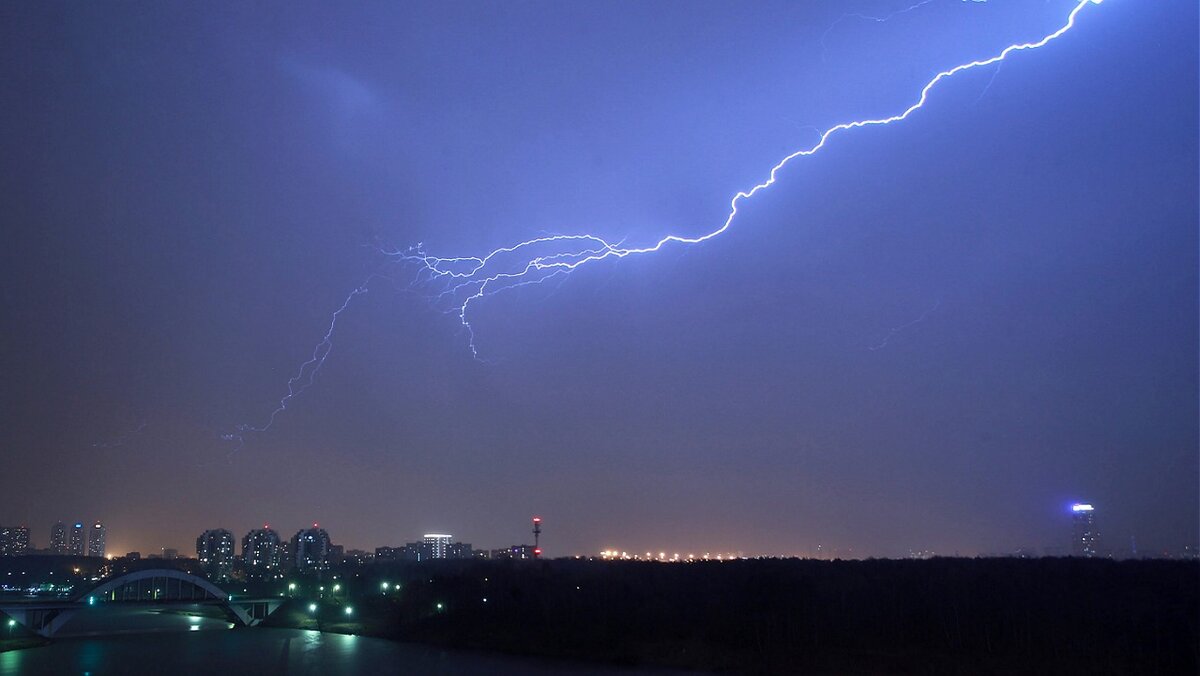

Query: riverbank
0 637 49 654
260 557 1200 674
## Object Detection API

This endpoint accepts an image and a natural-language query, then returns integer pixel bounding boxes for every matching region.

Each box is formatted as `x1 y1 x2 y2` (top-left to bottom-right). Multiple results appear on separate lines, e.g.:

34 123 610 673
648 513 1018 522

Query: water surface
1 626 672 675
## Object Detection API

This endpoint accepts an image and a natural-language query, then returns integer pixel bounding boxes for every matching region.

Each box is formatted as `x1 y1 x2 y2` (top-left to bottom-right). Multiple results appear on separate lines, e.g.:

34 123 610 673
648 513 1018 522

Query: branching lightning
223 284 369 450
868 300 942 351
92 421 148 449
226 0 1103 448
403 0 1101 358
819 0 969 62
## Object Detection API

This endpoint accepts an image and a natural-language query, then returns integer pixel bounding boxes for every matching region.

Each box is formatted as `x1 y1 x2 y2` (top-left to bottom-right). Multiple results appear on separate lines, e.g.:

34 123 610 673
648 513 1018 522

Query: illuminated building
423 534 452 559
377 536 474 562
69 523 85 556
242 527 281 573
87 522 106 558
196 529 236 579
492 545 537 560
50 521 68 555
290 525 331 572
0 526 30 556
1071 504 1099 558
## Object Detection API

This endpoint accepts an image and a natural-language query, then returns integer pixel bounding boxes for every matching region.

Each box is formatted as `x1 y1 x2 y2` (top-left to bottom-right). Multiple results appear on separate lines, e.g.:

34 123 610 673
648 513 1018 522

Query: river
0 625 677 675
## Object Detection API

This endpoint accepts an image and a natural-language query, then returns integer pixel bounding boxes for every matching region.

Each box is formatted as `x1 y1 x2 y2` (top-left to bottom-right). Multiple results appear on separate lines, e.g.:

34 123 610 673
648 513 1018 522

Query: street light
308 603 318 613
344 606 353 616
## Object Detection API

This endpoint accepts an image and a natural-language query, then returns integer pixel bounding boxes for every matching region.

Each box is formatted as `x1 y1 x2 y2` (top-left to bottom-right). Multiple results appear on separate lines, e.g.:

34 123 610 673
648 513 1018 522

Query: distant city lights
1072 503 1095 512
598 550 741 562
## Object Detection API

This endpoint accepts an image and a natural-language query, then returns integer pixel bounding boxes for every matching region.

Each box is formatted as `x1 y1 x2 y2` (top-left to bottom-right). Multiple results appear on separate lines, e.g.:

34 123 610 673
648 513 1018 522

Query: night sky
2 0 1196 558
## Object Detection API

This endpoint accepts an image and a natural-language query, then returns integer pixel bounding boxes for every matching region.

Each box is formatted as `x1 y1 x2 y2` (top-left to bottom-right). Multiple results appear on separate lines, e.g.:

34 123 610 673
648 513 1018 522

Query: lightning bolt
820 0 955 62
227 0 1103 446
405 0 1103 359
868 300 942 351
819 0 993 62
223 284 369 451
92 421 148 449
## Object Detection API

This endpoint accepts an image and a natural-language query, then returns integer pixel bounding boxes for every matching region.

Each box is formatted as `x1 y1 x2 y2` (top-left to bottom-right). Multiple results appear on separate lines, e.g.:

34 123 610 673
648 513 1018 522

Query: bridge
0 568 284 637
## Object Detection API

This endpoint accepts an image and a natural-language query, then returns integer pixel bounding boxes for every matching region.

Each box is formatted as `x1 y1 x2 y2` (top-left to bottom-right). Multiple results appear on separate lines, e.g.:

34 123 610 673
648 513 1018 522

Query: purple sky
1 0 1196 558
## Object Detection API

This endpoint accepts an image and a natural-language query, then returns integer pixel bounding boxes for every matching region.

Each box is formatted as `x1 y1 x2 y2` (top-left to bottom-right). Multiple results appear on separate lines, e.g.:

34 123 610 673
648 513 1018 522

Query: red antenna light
532 516 542 556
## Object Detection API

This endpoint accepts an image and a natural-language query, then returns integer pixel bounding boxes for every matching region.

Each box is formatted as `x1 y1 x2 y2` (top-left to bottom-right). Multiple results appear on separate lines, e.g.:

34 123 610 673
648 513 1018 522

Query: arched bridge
0 568 284 637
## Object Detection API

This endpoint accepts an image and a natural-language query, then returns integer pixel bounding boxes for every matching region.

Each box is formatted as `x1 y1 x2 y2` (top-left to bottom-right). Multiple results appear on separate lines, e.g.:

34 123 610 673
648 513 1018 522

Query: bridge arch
3 569 284 637
75 568 228 604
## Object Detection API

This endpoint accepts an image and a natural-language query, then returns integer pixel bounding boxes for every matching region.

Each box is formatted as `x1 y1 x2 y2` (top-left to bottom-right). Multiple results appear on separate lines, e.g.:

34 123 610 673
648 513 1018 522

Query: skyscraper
87 522 106 558
290 525 331 572
68 523 85 556
243 527 281 574
50 521 68 555
196 529 236 579
423 534 452 560
1071 503 1099 558
0 527 30 556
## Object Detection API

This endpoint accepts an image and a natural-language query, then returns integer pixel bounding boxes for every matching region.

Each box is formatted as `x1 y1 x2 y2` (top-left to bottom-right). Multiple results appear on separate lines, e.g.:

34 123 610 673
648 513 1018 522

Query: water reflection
1 627 681 675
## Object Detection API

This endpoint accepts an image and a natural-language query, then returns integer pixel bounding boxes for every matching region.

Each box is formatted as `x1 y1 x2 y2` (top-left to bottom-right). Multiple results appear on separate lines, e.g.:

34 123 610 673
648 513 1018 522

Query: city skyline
1 1 1196 559
7 500 1193 562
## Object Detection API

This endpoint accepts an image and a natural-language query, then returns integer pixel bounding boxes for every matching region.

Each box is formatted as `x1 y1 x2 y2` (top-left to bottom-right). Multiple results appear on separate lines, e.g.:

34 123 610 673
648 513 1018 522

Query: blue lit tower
68 523 85 556
1071 504 1098 557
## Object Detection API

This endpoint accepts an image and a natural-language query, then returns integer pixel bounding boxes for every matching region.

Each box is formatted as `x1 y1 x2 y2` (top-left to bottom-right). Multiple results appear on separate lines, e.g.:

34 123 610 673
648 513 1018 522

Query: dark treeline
266 557 1198 674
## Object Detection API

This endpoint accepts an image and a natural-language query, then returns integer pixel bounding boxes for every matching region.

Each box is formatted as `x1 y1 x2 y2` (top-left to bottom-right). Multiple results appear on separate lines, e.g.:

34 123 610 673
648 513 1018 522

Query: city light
599 549 739 562
7 619 14 627
344 606 353 616
1072 504 1094 512
308 603 317 613
332 584 340 592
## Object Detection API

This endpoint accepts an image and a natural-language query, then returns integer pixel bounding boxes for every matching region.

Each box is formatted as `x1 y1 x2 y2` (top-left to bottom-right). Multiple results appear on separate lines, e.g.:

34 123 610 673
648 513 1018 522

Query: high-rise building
196 529 236 579
68 523 85 556
0 527 30 556
242 527 281 574
423 534 452 560
1071 503 1099 558
50 521 68 555
87 522 107 558
290 526 331 572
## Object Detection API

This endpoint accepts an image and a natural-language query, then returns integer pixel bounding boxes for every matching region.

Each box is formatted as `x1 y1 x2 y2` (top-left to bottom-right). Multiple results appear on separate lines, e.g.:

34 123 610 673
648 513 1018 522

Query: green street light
344 606 353 616
308 603 318 613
